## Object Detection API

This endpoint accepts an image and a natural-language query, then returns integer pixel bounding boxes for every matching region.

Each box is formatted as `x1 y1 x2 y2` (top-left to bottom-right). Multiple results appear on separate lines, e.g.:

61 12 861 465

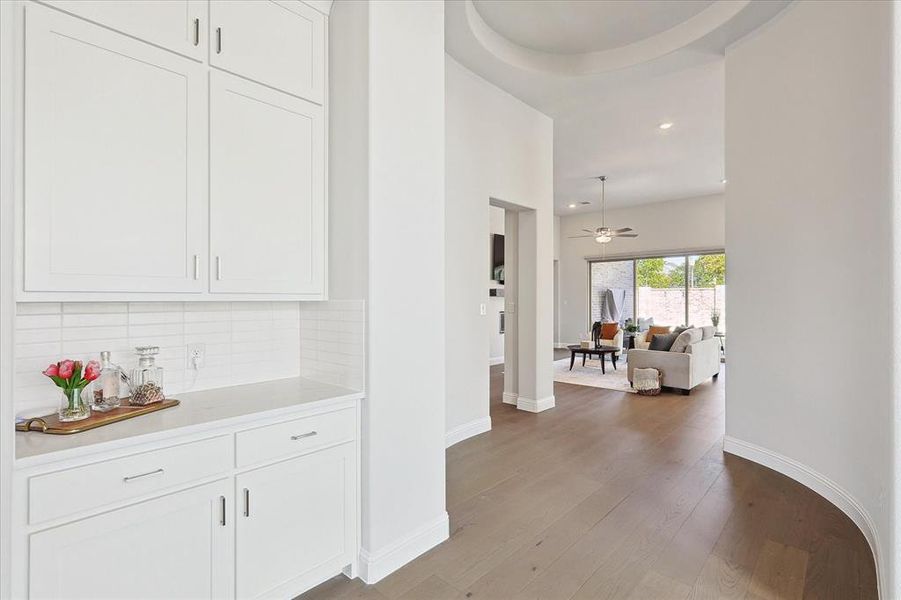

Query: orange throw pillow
646 325 673 343
600 322 619 340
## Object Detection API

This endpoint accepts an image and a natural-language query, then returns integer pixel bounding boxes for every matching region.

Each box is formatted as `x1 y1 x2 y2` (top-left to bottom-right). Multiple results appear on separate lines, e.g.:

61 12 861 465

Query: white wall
330 0 448 582
557 194 724 344
445 56 553 435
725 1 893 596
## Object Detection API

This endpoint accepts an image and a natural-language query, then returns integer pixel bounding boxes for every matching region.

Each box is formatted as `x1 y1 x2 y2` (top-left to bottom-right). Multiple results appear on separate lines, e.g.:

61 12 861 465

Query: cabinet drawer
29 435 232 525
236 409 355 468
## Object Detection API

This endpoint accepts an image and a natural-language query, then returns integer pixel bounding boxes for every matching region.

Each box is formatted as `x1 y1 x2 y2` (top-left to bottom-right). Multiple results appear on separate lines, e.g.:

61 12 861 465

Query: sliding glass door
589 252 726 331
688 254 726 331
636 256 686 328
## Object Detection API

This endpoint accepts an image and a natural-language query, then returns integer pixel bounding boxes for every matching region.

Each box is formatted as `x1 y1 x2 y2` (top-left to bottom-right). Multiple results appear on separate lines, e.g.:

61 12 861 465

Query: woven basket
634 368 661 396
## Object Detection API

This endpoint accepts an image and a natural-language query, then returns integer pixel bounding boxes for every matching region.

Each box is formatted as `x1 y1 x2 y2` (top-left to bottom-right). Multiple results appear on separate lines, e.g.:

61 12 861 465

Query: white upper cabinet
210 72 325 297
40 0 207 60
23 4 207 294
210 0 325 104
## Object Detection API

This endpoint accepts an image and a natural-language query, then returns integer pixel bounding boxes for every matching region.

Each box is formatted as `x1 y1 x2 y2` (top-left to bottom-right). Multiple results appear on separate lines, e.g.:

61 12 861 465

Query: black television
491 234 504 284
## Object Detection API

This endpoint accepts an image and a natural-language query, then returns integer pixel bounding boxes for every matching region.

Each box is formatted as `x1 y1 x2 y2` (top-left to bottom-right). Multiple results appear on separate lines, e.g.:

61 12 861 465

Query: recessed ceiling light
568 203 576 208
720 178 728 184
658 122 673 130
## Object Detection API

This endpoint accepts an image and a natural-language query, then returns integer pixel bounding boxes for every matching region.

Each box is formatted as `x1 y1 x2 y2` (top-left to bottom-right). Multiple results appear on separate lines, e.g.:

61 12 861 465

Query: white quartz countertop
16 377 364 465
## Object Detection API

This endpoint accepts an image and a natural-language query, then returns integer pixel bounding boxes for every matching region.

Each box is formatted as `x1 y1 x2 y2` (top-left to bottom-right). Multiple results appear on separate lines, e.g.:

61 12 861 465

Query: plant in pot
43 359 101 422
623 318 639 333
710 309 721 331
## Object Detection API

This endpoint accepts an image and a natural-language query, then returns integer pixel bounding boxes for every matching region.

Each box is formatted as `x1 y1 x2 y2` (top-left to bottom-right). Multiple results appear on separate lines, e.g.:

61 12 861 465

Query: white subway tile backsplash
16 314 62 329
299 300 366 392
61 312 128 328
14 301 306 418
17 302 62 315
62 302 127 314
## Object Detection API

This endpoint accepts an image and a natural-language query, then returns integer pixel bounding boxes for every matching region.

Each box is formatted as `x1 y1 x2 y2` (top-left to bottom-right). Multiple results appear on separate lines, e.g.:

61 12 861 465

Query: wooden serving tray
16 398 180 435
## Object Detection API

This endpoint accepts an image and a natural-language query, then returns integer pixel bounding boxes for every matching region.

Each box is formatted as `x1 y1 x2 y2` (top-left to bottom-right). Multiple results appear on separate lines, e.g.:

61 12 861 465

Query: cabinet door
40 0 207 60
29 480 233 599
209 0 325 104
236 444 355 598
24 5 207 294
209 72 325 296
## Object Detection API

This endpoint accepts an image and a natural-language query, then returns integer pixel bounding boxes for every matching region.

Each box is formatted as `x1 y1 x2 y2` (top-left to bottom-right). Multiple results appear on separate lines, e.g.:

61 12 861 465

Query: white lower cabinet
236 444 355 598
18 404 360 599
29 480 234 599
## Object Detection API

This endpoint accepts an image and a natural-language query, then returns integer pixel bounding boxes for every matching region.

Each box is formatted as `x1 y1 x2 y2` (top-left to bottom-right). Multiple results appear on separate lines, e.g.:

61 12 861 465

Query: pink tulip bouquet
43 359 100 421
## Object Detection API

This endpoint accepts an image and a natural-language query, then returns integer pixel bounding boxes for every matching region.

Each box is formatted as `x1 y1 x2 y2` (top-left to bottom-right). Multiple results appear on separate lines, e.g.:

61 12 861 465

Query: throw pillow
700 326 716 340
671 326 689 338
646 325 673 343
670 328 703 352
648 332 679 351
600 322 619 340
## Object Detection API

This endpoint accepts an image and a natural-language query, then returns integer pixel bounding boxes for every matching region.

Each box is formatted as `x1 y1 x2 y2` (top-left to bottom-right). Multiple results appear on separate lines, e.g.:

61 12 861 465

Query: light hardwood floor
301 357 877 600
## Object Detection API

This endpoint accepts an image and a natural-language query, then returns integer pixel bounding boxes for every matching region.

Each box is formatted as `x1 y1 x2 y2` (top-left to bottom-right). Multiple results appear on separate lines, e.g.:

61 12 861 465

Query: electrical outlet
480 303 487 316
186 343 205 370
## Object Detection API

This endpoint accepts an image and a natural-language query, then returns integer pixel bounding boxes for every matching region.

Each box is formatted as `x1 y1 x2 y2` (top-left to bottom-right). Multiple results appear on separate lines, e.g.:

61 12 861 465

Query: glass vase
58 386 90 422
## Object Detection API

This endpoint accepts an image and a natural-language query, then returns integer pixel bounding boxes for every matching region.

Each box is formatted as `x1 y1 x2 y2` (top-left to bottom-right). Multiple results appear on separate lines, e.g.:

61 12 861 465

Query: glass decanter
130 346 165 405
92 351 123 412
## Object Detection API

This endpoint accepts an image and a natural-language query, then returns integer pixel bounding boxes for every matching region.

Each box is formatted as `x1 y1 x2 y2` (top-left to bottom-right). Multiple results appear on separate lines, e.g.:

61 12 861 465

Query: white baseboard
358 512 449 584
516 395 555 413
502 391 518 405
445 416 491 448
489 356 504 366
723 436 884 599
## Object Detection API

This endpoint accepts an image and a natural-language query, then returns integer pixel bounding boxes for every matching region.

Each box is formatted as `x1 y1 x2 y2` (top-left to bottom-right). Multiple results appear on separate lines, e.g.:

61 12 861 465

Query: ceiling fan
568 175 638 244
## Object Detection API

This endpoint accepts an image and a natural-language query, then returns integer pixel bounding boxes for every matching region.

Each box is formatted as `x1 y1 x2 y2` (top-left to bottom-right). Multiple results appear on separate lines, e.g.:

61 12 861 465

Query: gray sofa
627 327 721 394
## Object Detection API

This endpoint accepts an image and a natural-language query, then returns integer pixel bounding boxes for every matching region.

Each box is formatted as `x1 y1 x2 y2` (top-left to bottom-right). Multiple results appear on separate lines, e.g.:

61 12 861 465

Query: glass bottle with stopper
130 346 165 405
92 350 123 412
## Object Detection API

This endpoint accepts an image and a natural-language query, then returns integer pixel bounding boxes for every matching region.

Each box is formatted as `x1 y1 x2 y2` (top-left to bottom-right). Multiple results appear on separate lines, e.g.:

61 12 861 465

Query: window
636 256 686 328
589 260 634 326
588 252 726 331
688 254 726 332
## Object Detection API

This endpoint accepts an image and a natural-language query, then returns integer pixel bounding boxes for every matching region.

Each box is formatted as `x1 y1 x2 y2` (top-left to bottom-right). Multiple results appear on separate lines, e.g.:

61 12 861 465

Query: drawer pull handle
216 27 222 54
290 431 318 441
220 496 226 527
243 488 250 517
193 18 200 46
122 468 164 483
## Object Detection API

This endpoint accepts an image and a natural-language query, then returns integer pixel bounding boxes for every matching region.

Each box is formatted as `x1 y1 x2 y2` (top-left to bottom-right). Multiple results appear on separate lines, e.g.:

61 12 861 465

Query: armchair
602 329 624 357
591 322 624 357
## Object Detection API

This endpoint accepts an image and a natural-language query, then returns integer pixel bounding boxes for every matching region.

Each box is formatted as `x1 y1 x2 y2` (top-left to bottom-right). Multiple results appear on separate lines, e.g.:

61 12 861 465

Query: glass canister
130 346 165 405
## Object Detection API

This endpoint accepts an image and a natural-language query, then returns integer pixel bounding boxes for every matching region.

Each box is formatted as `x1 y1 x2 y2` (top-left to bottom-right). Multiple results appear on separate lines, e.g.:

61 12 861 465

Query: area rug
553 356 636 393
